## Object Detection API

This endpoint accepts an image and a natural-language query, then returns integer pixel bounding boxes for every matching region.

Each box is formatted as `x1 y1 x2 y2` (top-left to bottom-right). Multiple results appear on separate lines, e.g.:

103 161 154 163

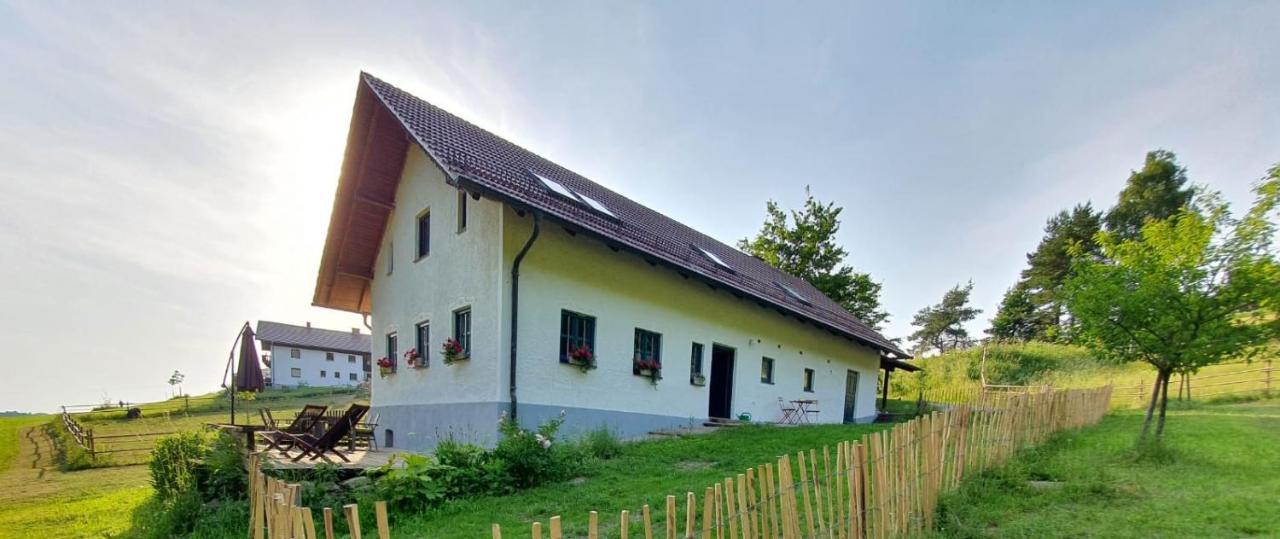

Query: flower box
441 338 467 365
404 348 427 369
375 356 395 378
633 358 662 386
566 345 597 373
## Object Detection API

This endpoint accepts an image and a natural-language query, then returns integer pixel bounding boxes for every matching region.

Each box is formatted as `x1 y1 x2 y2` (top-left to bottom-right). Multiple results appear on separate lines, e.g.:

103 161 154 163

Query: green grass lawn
933 397 1280 538
0 415 48 470
388 422 894 538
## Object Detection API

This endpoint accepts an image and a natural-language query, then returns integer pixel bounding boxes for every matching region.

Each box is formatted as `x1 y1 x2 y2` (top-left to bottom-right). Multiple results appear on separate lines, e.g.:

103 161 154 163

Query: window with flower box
415 321 430 367
453 308 471 357
386 332 398 373
633 328 662 374
559 310 596 363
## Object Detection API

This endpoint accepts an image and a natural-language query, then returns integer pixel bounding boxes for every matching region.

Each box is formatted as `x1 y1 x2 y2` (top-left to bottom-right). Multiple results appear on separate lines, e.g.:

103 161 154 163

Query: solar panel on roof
774 281 812 306
532 171 579 201
692 245 733 272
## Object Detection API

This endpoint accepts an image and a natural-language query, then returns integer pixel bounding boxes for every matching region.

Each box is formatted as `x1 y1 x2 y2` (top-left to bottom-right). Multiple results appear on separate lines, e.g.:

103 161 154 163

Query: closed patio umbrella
234 324 265 392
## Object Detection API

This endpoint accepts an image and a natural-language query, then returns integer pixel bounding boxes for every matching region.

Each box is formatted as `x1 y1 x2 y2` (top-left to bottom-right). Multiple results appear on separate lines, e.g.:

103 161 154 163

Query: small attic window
774 281 812 306
692 245 733 272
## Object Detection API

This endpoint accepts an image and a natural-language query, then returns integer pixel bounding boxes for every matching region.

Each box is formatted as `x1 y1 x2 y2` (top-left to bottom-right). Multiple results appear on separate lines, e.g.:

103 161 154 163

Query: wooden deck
256 447 400 470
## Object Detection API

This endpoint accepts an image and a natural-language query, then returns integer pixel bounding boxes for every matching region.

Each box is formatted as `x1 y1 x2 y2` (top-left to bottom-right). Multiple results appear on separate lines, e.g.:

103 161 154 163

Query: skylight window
529 169 620 221
532 171 578 201
692 244 733 272
774 281 812 306
575 193 617 219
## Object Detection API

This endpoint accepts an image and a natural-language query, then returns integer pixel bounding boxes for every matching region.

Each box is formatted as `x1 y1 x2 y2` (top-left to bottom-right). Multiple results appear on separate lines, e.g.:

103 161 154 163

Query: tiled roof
326 73 907 359
256 321 371 355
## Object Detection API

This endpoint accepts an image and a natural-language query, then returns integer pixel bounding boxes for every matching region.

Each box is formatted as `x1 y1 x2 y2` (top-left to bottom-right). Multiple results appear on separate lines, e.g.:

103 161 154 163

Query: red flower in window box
404 347 426 368
633 357 662 385
376 356 395 377
441 338 466 365
567 345 596 372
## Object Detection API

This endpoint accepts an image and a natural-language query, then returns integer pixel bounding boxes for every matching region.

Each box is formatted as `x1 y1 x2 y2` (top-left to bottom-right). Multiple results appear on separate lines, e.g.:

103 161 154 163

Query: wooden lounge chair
272 404 370 463
258 405 328 453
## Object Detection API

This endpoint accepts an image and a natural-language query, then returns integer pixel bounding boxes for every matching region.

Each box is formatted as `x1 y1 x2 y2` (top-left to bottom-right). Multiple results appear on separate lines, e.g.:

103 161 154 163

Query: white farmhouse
256 321 372 388
312 73 916 451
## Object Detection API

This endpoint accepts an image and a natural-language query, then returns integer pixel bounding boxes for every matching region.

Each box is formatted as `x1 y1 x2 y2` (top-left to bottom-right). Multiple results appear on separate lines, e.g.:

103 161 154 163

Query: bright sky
1 2 1276 412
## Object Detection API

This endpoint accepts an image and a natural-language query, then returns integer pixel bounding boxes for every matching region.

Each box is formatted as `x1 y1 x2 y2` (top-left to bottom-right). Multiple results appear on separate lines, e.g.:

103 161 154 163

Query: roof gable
313 73 908 358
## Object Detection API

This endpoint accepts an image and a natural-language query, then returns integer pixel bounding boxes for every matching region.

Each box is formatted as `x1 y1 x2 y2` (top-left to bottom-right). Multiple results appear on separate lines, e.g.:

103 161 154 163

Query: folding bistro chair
272 404 370 463
354 412 380 451
777 397 798 425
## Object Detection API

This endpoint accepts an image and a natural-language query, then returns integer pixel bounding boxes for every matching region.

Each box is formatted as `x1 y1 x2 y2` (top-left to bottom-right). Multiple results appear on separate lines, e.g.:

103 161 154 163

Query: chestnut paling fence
245 387 1111 539
492 386 1112 539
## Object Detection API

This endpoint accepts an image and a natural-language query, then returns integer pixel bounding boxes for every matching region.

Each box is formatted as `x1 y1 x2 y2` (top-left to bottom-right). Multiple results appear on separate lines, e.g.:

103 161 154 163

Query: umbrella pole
224 322 249 426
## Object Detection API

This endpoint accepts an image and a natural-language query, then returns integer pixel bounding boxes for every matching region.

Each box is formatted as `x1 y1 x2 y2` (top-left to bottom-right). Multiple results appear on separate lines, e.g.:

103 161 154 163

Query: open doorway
708 345 735 419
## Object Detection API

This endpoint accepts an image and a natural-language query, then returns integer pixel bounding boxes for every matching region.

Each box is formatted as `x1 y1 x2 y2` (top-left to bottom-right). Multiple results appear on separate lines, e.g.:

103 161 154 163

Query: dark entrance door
843 370 860 423
708 345 735 419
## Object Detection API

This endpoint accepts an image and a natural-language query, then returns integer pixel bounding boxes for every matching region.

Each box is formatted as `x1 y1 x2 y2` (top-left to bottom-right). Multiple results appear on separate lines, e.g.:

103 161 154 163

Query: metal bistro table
791 399 819 424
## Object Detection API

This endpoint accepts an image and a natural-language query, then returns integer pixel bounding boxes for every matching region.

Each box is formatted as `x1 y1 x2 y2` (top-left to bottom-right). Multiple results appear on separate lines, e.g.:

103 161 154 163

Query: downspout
509 211 542 422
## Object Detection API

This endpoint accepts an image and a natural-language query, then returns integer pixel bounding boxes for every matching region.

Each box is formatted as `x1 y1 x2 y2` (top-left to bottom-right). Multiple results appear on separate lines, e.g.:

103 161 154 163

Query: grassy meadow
934 397 1280 537
0 387 364 538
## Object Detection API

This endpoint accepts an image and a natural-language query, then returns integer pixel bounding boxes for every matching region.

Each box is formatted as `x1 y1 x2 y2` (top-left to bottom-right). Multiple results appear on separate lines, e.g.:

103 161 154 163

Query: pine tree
1104 150 1194 241
910 281 982 355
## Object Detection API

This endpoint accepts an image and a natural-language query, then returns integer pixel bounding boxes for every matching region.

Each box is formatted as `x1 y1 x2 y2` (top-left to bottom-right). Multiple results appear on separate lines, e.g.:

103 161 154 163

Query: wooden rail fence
491 386 1112 538
1114 359 1274 406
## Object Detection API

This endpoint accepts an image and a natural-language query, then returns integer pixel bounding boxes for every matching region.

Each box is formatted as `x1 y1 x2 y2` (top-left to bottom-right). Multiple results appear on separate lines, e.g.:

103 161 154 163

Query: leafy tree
909 281 982 355
738 187 889 329
992 204 1103 341
1064 169 1280 441
1104 150 1194 241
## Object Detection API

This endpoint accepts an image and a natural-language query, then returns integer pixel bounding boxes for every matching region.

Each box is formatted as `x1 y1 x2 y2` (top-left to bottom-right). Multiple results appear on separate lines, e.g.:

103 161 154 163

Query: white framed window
290 348 300 359
290 368 301 378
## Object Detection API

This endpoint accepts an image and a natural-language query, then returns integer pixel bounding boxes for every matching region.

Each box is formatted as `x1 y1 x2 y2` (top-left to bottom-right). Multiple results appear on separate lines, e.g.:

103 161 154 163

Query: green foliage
1104 149 1195 241
149 431 210 500
909 281 982 355
494 411 568 489
890 342 1098 397
580 426 623 460
1064 169 1280 438
737 186 889 329
372 453 451 512
434 437 512 497
991 204 1102 342
43 420 104 471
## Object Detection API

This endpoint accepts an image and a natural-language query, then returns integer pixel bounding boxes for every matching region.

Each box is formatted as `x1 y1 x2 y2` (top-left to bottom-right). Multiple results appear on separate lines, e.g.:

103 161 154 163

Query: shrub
150 431 209 500
493 411 566 489
435 437 510 497
580 426 623 460
43 421 102 471
371 453 450 512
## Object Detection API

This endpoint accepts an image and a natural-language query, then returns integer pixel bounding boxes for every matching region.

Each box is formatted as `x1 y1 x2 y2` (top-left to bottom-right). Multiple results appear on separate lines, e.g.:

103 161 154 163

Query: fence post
185 395 190 415
1267 359 1273 393
87 429 95 461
